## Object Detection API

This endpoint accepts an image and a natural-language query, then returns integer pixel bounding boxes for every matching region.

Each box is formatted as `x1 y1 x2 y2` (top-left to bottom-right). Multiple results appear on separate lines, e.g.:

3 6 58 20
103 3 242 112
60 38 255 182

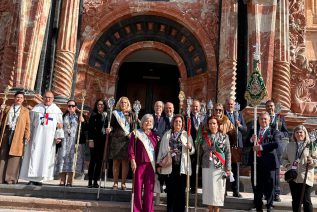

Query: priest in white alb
20 91 64 185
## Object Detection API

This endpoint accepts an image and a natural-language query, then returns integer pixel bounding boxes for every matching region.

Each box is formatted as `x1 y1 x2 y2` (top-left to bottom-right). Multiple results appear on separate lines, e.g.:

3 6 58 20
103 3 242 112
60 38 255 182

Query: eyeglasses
44 96 53 99
215 109 222 112
68 105 76 108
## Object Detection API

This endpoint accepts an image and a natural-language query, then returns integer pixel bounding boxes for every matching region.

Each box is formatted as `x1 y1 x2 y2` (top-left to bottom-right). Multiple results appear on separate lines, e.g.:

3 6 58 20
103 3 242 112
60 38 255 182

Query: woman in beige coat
157 114 194 212
282 125 317 212
0 91 30 184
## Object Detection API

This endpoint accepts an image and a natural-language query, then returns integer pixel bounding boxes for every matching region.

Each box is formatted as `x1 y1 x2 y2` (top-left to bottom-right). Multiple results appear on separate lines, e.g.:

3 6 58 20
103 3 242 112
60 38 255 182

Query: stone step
0 180 316 211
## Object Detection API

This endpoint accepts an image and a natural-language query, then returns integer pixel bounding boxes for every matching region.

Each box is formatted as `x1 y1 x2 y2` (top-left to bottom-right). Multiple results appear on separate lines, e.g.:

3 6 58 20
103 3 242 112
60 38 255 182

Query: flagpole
72 89 86 186
186 97 193 212
253 106 257 187
194 102 207 212
130 100 141 212
0 86 11 147
97 97 115 200
234 102 241 193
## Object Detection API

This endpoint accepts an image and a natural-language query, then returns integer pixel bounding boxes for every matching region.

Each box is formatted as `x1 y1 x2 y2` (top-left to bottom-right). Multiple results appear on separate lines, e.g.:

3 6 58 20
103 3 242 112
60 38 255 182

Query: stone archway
76 13 214 106
110 41 186 79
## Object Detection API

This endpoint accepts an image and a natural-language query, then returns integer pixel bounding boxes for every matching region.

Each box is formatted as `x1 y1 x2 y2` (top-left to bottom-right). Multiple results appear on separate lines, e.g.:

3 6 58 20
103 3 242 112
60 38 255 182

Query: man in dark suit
265 100 289 202
185 99 206 193
164 102 174 130
152 100 168 202
152 101 168 139
247 112 281 212
225 98 247 197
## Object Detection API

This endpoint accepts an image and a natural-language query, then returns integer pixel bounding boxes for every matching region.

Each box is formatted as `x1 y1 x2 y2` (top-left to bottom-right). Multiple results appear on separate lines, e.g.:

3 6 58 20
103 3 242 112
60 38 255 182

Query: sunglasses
68 105 76 108
215 109 222 112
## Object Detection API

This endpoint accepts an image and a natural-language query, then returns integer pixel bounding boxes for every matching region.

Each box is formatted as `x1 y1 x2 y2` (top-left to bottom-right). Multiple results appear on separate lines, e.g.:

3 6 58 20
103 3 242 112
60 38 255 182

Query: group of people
0 91 316 212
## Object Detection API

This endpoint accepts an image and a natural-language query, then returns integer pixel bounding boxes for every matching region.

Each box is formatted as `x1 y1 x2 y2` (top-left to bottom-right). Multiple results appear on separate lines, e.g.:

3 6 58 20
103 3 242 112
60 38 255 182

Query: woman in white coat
157 114 194 212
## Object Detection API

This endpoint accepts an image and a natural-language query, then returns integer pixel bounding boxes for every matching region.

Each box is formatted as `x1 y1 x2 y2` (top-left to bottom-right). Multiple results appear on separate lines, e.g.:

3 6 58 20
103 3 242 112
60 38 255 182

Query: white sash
135 129 156 172
113 110 130 136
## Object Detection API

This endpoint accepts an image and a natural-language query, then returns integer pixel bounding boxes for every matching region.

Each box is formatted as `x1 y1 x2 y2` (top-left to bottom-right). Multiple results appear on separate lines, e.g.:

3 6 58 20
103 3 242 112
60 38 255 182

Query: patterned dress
108 110 134 160
199 132 231 206
56 113 84 173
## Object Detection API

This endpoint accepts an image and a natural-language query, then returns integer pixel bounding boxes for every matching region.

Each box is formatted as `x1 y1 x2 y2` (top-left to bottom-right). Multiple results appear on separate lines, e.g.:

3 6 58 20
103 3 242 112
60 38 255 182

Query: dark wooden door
116 62 180 115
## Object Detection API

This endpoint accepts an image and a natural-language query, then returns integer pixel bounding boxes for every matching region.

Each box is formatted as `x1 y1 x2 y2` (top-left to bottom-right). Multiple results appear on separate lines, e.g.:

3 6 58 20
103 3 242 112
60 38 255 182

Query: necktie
257 128 264 157
270 115 274 124
155 115 160 128
229 113 234 124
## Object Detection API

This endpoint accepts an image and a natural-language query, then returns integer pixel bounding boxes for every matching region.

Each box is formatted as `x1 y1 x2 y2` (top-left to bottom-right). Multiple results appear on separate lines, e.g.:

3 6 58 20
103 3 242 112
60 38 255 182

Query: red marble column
272 0 291 109
218 0 238 103
0 1 51 91
17 1 51 90
0 1 18 91
52 0 80 100
248 0 277 99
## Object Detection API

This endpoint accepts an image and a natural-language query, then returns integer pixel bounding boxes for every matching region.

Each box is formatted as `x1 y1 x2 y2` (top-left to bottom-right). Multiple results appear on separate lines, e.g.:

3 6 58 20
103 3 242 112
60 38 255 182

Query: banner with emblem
244 60 267 106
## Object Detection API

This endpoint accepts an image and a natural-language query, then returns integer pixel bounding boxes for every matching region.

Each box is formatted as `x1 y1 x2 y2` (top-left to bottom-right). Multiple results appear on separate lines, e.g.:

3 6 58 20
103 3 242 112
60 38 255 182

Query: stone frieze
289 0 317 116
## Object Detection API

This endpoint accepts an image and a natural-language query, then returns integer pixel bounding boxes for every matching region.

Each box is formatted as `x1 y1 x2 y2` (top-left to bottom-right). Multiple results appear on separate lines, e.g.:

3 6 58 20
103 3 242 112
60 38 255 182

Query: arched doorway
116 49 180 114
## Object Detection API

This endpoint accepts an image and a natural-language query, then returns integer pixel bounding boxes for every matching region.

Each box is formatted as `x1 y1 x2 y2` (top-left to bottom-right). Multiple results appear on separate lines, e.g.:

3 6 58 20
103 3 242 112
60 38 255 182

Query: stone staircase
0 179 316 211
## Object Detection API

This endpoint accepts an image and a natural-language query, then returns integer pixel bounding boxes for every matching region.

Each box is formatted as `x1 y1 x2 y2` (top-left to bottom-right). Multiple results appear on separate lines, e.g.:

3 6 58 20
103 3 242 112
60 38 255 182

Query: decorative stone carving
0 11 13 82
52 0 80 100
218 0 237 103
289 0 317 116
272 0 291 109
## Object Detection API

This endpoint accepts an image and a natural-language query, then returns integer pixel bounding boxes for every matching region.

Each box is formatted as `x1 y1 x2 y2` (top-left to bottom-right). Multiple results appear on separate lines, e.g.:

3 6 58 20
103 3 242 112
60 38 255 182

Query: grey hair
292 125 311 143
140 114 154 129
154 101 164 109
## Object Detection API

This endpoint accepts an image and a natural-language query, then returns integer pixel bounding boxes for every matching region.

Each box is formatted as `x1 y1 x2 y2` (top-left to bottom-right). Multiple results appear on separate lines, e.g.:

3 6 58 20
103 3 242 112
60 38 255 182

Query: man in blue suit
152 100 169 201
185 99 206 193
247 112 281 212
225 98 247 197
265 100 289 202
152 101 168 139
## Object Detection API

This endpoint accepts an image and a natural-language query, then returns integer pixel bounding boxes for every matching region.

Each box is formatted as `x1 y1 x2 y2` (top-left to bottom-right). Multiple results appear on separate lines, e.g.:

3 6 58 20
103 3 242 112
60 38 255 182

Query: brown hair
171 114 185 132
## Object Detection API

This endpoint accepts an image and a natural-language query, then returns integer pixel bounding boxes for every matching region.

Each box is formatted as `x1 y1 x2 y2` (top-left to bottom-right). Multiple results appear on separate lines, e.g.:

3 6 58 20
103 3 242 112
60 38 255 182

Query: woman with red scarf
197 116 231 212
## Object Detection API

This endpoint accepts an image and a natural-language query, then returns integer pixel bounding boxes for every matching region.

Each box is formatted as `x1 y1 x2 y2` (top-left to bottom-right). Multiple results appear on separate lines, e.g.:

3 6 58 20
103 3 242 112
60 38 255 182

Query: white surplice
20 103 64 182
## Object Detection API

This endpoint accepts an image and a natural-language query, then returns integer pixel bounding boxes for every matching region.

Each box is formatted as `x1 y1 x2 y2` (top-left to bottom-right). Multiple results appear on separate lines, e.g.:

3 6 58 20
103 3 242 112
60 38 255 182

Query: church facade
0 0 316 129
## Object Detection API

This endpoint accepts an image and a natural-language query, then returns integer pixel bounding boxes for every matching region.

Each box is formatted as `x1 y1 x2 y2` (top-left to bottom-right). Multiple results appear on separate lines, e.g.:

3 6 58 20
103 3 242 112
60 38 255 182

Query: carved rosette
52 51 75 98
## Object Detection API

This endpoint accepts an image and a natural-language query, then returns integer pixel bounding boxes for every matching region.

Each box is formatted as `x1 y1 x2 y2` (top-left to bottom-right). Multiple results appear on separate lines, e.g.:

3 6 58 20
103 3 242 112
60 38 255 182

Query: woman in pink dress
129 114 158 212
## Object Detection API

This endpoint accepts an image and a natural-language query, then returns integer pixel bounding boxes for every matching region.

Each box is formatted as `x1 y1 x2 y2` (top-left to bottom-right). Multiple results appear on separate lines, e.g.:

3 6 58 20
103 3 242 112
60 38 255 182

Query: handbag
284 169 298 182
159 152 172 168
231 146 242 163
284 142 309 182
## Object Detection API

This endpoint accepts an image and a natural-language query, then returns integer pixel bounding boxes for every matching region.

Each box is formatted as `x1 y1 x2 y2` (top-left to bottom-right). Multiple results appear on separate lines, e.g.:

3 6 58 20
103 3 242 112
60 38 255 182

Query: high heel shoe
121 183 126 190
113 183 118 190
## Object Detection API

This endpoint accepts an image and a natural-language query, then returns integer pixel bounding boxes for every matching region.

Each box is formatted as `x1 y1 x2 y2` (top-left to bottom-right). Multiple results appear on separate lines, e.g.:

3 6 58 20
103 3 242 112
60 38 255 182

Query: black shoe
93 183 99 188
233 192 242 198
256 208 263 212
27 181 41 186
267 206 273 212
66 183 72 187
274 194 281 202
88 180 92 188
27 181 35 185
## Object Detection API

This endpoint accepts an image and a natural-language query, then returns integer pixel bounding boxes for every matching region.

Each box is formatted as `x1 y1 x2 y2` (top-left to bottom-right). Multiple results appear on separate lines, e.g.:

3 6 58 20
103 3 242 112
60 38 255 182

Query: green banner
244 59 267 107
